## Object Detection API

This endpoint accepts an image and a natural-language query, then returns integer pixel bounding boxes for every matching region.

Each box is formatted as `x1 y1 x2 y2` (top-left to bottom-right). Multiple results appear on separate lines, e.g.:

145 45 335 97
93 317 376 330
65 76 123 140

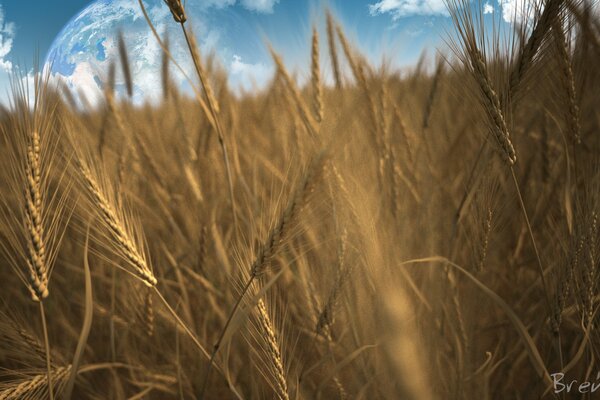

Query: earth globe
45 0 301 105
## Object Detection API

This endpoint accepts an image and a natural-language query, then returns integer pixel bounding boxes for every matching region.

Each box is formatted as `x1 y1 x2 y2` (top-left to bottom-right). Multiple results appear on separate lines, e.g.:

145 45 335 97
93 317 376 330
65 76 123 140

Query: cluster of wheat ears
0 0 599 398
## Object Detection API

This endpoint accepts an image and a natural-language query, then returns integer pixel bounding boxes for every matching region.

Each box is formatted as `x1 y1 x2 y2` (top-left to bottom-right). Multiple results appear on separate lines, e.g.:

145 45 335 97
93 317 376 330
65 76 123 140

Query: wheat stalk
200 153 326 398
161 33 171 100
179 26 237 228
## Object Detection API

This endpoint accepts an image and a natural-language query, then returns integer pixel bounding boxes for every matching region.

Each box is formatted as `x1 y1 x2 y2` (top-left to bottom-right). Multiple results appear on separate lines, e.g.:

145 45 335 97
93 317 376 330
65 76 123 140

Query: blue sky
0 0 520 104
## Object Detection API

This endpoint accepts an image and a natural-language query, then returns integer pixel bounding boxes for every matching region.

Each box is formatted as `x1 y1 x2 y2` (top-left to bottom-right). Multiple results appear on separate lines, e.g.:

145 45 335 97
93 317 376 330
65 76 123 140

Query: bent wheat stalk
446 0 551 316
163 0 238 229
74 150 242 399
200 154 326 399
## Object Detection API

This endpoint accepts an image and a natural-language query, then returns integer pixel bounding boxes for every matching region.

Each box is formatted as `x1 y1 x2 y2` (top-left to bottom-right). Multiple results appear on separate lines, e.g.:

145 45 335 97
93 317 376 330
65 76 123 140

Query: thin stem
153 287 209 359
199 277 255 400
453 141 486 237
153 287 243 400
176 328 185 400
179 23 238 231
110 267 116 362
39 301 54 400
557 331 565 400
510 167 552 315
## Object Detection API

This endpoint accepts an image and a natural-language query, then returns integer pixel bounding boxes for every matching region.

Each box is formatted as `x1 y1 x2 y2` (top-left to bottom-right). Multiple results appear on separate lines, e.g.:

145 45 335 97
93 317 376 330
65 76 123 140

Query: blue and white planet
46 0 280 104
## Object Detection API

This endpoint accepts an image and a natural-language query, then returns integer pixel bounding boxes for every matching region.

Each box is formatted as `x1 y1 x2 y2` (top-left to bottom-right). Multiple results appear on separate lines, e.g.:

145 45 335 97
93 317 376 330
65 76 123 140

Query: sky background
0 0 522 104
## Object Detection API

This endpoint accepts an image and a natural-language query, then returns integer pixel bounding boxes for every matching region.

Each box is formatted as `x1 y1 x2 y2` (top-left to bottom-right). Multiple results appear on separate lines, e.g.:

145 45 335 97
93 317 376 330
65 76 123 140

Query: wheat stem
39 301 54 400
179 24 238 230
510 168 552 315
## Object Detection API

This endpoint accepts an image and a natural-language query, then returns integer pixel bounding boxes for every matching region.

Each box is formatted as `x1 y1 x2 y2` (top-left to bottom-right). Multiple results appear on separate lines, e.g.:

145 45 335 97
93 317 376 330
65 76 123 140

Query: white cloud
483 2 494 14
229 54 273 92
0 4 16 105
369 0 448 19
204 0 278 13
51 62 103 107
0 4 15 72
407 28 424 36
240 0 279 13
204 0 236 9
498 0 542 24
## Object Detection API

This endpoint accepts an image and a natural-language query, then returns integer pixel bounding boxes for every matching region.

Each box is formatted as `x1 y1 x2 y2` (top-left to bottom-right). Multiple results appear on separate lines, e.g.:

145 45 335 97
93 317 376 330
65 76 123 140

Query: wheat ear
24 131 49 301
200 154 326 398
311 26 324 123
77 159 157 287
326 11 342 89
509 0 561 94
553 17 581 144
470 50 517 165
269 47 319 140
161 32 171 100
257 298 289 400
0 365 71 400
24 130 56 400
118 32 133 98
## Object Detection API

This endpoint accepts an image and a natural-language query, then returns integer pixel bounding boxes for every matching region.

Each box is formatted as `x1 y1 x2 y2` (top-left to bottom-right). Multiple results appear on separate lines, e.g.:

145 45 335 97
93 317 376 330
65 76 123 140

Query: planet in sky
45 0 450 105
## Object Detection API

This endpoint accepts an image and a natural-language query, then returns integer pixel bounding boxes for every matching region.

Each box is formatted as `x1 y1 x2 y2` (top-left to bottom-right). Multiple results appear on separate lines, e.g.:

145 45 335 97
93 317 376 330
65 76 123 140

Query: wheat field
0 0 599 398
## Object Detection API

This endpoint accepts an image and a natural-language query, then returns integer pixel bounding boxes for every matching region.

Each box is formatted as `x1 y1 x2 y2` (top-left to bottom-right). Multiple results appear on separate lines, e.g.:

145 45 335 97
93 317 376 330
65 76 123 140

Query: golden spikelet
422 57 444 130
470 50 517 165
256 298 289 400
553 17 581 144
334 23 382 150
509 0 560 94
335 24 367 89
77 159 157 287
185 30 220 115
477 208 493 272
251 153 325 277
118 32 133 98
24 131 49 301
161 33 171 100
326 11 342 89
164 0 186 23
311 26 324 123
0 366 71 400
143 288 155 337
269 47 318 140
